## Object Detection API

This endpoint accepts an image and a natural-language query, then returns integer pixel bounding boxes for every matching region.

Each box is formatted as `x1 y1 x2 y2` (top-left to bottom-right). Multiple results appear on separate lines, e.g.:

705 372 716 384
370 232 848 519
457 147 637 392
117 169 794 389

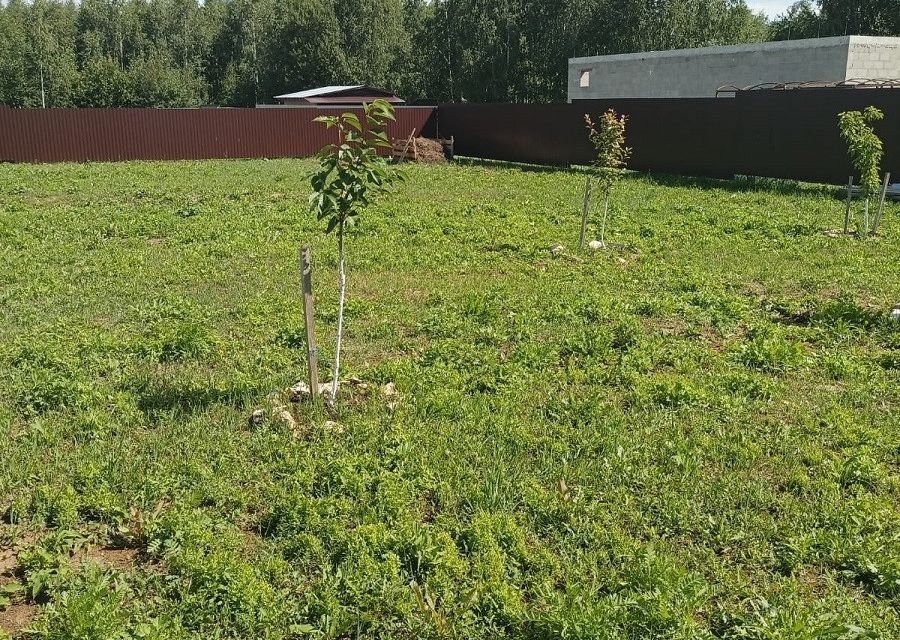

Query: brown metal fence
0 106 436 164
732 89 899 183
1 91 898 184
436 89 900 184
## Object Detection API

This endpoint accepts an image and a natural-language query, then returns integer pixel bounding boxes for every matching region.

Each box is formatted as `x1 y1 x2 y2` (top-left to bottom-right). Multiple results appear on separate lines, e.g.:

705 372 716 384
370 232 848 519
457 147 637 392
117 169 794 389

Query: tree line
0 0 896 109
770 0 898 42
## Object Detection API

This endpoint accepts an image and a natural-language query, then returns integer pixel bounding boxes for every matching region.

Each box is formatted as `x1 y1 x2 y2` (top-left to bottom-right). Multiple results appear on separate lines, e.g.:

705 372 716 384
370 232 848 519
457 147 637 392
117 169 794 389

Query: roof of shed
275 85 364 100
274 85 404 102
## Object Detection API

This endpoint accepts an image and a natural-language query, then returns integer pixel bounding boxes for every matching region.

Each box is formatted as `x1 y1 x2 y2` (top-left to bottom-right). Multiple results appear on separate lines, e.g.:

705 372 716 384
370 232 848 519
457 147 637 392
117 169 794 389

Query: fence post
300 246 319 397
871 172 891 236
843 176 854 234
579 175 592 249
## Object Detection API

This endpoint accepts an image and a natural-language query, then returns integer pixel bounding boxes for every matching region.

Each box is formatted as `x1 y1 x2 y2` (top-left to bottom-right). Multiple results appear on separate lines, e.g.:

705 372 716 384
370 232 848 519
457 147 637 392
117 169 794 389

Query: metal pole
871 173 891 236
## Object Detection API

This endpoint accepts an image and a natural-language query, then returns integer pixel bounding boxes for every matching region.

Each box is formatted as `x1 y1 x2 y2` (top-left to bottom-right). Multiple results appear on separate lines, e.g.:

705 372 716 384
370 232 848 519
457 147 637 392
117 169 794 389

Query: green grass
0 159 898 639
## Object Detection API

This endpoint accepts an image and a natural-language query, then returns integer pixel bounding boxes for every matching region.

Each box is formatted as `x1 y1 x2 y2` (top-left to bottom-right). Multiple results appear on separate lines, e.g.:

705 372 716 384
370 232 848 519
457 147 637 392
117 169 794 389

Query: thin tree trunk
331 222 346 403
39 60 46 109
599 189 610 247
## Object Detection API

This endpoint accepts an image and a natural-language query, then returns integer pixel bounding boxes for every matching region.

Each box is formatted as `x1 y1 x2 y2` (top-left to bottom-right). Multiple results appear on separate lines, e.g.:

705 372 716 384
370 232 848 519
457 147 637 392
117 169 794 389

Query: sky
746 0 797 18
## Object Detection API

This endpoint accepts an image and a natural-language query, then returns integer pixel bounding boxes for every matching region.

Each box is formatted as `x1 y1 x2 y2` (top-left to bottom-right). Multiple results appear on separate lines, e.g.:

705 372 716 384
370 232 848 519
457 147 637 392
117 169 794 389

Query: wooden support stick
395 129 416 163
843 176 854 235
871 172 891 236
300 246 319 397
579 174 592 249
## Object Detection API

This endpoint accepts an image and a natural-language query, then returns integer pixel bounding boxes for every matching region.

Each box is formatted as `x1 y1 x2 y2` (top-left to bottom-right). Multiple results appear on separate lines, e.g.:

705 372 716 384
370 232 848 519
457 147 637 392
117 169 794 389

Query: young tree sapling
583 110 631 249
838 106 884 237
309 100 402 403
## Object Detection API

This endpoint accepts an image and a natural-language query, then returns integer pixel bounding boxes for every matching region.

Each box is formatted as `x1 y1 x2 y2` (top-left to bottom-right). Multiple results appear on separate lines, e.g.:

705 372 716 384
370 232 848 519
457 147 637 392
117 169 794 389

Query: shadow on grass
128 375 266 419
765 295 885 330
454 156 843 198
643 172 843 199
454 156 587 175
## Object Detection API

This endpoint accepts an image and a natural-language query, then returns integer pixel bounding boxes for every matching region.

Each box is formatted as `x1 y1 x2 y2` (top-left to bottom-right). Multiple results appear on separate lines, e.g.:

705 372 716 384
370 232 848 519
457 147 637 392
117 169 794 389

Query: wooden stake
579 174 592 249
871 172 891 236
843 176 854 235
299 246 319 397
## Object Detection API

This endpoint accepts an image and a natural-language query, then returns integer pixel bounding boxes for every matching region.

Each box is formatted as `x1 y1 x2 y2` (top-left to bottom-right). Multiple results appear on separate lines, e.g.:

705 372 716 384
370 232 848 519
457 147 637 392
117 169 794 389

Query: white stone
588 240 605 251
248 409 266 427
273 407 297 429
289 380 311 402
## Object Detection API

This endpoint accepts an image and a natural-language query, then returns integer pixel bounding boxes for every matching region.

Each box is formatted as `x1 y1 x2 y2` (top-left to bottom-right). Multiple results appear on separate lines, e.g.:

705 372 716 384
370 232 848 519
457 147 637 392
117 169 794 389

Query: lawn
0 159 898 639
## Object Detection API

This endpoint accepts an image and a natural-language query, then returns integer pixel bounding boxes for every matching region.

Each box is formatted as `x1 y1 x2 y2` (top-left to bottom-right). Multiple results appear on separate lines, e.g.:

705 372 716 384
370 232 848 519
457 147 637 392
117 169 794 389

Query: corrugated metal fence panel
2 94 898 184
0 107 436 163
437 91 899 184
436 100 739 178
733 89 900 184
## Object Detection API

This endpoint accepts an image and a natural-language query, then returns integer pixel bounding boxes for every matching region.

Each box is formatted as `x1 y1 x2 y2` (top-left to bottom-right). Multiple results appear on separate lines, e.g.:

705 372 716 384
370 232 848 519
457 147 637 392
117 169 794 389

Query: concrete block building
568 36 900 101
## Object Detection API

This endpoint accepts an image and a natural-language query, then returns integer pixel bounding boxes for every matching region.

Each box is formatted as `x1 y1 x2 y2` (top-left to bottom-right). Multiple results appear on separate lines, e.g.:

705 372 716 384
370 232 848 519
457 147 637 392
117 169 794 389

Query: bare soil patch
0 548 15 577
0 603 37 637
73 547 139 571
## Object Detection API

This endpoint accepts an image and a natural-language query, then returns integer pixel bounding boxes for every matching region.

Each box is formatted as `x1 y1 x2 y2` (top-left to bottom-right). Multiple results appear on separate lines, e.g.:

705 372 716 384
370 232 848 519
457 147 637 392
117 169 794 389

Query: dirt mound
414 138 448 164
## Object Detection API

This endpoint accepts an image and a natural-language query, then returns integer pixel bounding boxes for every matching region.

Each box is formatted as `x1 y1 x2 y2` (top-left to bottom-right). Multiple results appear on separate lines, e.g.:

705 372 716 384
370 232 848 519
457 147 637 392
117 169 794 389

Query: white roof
274 85 364 100
570 35 900 65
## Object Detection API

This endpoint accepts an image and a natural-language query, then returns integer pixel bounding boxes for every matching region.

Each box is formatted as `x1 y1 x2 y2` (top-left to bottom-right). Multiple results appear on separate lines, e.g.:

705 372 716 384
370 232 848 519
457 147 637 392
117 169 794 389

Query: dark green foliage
1 0 864 107
772 0 900 41
309 100 399 233
839 107 885 202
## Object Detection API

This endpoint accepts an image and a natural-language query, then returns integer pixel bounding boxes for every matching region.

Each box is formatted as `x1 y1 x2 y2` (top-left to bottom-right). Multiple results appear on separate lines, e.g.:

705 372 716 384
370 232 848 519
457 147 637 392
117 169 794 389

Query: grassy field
0 158 898 639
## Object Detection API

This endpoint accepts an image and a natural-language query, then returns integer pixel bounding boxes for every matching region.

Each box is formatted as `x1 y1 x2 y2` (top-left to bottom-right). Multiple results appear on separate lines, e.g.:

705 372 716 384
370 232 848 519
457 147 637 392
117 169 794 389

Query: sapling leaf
343 113 363 132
